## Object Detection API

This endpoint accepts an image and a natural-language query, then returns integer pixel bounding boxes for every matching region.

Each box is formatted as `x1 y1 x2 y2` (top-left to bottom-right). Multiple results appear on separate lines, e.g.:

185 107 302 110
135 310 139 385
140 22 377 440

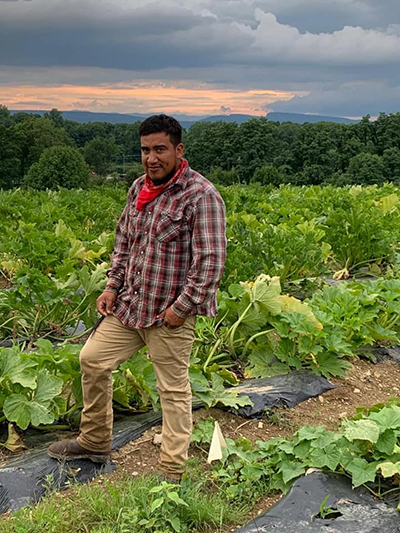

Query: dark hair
139 114 182 146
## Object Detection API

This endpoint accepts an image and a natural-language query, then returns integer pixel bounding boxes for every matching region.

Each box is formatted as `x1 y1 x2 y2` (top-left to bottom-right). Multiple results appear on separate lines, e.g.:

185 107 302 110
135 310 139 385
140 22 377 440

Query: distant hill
10 109 358 127
198 113 257 125
266 112 358 124
10 110 146 124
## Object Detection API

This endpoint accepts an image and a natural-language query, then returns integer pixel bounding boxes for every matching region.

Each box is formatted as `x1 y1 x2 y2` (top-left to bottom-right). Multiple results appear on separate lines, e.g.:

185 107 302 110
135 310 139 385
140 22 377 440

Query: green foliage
0 346 64 430
207 166 240 185
190 371 252 410
44 109 64 128
222 183 400 281
13 116 72 176
0 265 105 339
383 147 400 182
24 145 90 190
3 108 400 187
83 136 117 176
114 351 160 412
2 184 400 433
0 342 158 431
347 152 385 185
4 370 63 430
190 418 216 445
0 124 24 189
184 121 240 175
194 274 350 380
193 400 400 501
124 162 144 186
137 481 190 532
184 112 400 184
0 104 12 126
224 203 330 287
310 278 400 353
1 473 245 533
251 165 284 186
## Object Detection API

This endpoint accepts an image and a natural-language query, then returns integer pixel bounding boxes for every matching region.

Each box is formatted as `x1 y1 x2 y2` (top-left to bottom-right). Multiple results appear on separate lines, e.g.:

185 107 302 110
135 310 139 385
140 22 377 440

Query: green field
2 183 400 531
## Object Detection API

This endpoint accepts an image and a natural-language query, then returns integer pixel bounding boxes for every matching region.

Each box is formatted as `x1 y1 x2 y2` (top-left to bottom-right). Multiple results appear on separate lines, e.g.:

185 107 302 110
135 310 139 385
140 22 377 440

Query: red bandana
136 159 188 211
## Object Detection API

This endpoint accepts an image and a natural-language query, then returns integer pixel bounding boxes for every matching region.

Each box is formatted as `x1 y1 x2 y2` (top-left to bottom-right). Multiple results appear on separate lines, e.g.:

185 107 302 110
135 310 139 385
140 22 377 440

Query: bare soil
111 359 400 476
0 275 11 289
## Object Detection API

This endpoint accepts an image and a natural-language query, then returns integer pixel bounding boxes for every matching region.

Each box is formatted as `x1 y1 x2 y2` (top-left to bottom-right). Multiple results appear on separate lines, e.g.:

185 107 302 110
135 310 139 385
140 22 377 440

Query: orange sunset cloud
0 82 305 115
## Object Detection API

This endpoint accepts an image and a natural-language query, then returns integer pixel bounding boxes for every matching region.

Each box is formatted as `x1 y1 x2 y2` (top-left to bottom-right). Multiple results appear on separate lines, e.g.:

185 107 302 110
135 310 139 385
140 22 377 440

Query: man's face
141 131 184 184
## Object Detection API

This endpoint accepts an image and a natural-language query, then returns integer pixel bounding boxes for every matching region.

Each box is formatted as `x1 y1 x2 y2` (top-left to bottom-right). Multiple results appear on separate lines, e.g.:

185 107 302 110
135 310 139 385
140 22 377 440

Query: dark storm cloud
1 1 398 70
0 2 225 70
268 82 400 116
251 0 400 32
0 0 399 116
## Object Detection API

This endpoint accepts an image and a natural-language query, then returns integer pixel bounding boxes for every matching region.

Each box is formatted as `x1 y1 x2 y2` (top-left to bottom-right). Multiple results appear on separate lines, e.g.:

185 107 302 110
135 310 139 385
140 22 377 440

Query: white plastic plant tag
207 421 227 463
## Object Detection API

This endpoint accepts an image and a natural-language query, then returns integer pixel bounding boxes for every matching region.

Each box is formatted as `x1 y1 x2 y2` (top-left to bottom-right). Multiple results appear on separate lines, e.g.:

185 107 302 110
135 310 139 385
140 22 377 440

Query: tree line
1 105 400 190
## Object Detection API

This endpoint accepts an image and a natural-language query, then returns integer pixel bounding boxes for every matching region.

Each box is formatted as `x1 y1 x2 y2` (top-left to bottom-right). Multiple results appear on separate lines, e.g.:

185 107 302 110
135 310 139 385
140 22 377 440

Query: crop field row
2 183 400 531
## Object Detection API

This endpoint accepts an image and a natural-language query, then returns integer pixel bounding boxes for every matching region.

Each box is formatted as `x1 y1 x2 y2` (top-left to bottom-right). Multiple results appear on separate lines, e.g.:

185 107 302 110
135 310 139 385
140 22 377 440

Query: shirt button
148 211 152 215
141 251 144 254
137 271 141 274
134 291 138 295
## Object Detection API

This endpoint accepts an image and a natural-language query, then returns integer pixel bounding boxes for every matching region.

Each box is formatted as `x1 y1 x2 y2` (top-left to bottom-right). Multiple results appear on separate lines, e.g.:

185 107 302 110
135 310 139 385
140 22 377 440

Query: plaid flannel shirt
105 165 226 329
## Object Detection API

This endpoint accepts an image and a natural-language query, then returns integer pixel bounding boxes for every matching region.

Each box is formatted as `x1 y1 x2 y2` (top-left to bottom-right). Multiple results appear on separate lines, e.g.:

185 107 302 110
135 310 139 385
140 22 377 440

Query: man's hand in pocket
157 307 185 328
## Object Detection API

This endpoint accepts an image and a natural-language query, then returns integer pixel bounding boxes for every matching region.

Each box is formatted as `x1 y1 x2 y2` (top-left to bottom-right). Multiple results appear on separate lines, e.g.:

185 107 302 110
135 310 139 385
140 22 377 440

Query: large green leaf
3 394 55 430
2 370 63 430
309 443 341 471
167 491 189 506
293 439 312 458
241 304 269 330
346 458 378 487
296 425 326 441
323 333 353 355
240 275 282 315
377 193 399 214
367 324 399 343
343 419 380 444
228 283 246 298
377 461 400 478
279 461 306 484
0 348 37 389
78 264 107 295
193 373 253 409
375 429 396 456
35 370 63 403
312 351 350 378
33 339 55 356
251 275 282 315
369 406 400 430
246 347 277 378
278 295 323 330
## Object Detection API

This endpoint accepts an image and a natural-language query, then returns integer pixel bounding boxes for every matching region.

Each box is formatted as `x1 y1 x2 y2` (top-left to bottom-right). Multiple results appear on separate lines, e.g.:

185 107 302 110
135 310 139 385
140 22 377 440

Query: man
48 114 227 480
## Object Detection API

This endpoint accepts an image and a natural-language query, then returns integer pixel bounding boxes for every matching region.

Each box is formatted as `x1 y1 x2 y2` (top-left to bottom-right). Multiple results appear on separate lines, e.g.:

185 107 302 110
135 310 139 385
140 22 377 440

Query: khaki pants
77 314 196 475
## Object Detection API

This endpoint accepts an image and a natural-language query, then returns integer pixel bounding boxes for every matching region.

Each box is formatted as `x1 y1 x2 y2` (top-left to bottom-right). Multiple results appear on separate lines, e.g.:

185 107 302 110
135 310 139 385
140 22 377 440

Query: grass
1 473 248 533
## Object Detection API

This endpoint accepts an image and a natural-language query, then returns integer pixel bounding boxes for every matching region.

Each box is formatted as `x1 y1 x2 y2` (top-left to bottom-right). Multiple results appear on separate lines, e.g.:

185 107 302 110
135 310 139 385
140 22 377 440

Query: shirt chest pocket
155 209 190 243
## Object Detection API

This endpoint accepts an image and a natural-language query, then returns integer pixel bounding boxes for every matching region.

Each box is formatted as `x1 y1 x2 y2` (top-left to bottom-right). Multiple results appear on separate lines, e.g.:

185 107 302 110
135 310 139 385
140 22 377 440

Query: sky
0 0 399 118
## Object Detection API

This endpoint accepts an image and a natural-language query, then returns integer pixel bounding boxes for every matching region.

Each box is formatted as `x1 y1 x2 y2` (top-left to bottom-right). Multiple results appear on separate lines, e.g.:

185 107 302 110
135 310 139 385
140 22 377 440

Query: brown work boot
47 438 111 464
